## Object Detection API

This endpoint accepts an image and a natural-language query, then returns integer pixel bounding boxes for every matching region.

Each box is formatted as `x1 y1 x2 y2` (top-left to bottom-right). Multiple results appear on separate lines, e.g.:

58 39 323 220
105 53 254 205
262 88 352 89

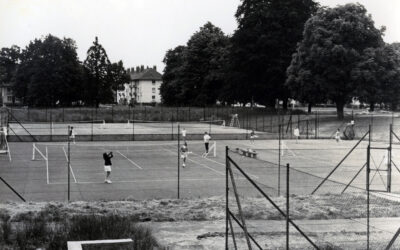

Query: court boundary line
48 177 242 185
163 148 224 176
62 147 78 183
116 151 143 169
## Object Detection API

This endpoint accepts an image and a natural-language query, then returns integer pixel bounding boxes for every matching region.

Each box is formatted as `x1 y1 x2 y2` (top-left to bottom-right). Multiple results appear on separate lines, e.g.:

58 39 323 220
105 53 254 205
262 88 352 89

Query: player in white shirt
181 128 186 140
293 127 300 143
180 142 188 167
202 132 211 157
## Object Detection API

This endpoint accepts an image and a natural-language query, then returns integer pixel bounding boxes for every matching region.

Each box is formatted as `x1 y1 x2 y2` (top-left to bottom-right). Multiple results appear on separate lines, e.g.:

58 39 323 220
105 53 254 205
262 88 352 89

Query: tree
227 0 319 107
181 22 229 106
107 60 130 92
83 37 112 106
0 45 20 105
352 43 400 111
160 46 186 105
286 3 384 119
14 35 82 106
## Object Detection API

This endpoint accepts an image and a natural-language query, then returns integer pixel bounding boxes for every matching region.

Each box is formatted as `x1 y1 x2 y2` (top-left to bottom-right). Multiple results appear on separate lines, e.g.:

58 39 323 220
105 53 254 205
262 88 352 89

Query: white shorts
104 165 112 172
181 152 188 159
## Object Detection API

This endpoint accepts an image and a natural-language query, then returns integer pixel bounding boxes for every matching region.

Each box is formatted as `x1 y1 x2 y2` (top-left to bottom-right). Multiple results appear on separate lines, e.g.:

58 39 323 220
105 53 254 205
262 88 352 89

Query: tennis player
181 127 187 141
202 132 211 157
250 129 257 144
103 152 113 183
69 126 76 144
335 129 341 143
181 142 188 168
294 127 300 143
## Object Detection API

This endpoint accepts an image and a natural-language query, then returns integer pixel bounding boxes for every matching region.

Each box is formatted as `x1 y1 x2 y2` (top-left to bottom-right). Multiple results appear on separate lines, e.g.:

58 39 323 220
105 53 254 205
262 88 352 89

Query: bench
236 148 257 158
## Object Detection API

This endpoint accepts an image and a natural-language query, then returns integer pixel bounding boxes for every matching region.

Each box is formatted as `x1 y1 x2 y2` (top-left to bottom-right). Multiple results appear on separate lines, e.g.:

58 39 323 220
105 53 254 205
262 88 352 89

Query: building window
152 95 155 100
152 87 156 93
152 80 156 84
7 96 12 102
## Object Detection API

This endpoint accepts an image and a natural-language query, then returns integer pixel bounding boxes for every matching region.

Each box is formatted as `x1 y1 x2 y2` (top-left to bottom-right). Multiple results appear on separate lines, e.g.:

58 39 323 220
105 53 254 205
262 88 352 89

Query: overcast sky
1 0 399 72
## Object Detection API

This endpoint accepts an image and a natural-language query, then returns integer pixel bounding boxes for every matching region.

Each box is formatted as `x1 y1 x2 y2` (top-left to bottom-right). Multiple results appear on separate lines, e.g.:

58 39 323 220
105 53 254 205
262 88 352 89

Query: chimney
141 65 144 72
153 65 157 71
146 66 149 69
136 66 140 72
127 68 130 74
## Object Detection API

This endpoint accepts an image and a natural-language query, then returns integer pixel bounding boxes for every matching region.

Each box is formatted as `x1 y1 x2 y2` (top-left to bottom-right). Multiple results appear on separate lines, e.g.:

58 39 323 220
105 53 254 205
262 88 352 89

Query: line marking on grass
116 150 143 169
48 177 245 185
62 147 78 183
163 148 224 176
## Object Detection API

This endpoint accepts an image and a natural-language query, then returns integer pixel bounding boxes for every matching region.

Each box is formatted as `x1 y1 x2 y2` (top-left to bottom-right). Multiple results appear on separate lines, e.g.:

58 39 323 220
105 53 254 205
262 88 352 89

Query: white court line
48 177 247 185
62 147 78 183
190 151 259 179
163 148 224 176
116 151 143 169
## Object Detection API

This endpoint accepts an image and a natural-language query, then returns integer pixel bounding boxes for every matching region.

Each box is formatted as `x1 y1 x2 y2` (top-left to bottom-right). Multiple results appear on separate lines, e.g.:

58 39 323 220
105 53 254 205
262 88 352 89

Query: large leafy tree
83 37 112 107
352 43 400 111
0 45 20 105
181 22 229 106
226 0 319 107
160 45 186 105
107 60 130 92
286 3 384 119
160 22 229 106
14 35 82 106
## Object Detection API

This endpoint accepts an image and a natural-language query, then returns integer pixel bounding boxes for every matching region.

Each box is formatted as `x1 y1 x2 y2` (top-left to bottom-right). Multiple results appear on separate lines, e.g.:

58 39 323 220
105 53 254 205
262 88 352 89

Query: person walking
202 132 211 157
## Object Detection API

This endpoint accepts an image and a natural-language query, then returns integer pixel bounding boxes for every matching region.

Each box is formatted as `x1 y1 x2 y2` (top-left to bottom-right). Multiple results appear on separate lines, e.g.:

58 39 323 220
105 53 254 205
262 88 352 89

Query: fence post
306 118 309 139
278 124 281 196
50 109 52 142
286 163 290 250
225 146 229 250
178 124 180 199
62 107 65 122
315 111 318 139
111 105 114 123
27 107 30 121
132 108 135 141
367 124 371 250
67 126 71 202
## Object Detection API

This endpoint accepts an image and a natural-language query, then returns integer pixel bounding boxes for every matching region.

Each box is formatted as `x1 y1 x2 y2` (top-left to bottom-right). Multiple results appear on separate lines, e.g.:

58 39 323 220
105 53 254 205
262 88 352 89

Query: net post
286 163 290 250
46 146 49 184
177 123 180 199
67 125 71 202
213 141 217 157
132 108 135 141
32 143 36 160
50 109 53 142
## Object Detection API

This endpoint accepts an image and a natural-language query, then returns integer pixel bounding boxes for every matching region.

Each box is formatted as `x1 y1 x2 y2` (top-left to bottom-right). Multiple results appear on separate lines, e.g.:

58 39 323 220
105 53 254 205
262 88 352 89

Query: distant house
117 65 162 105
0 83 18 106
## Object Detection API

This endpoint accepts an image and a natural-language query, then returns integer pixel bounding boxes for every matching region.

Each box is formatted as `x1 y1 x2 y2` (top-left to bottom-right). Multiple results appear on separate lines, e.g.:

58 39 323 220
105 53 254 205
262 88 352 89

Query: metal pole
286 163 290 250
67 125 71 202
178 124 180 199
278 124 281 196
306 119 309 139
132 108 135 141
367 124 371 250
91 108 94 141
389 124 392 192
111 105 114 123
262 115 265 132
50 109 52 142
315 111 317 139
225 146 229 250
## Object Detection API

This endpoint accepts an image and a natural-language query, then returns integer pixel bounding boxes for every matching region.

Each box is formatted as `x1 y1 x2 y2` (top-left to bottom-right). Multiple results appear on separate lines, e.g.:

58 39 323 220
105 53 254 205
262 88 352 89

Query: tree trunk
307 103 312 114
336 101 344 120
282 99 288 111
369 102 375 112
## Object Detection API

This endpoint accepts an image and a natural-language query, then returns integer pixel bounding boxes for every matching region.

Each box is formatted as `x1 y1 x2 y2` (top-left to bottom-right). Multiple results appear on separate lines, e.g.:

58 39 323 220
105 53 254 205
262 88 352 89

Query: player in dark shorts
103 152 113 183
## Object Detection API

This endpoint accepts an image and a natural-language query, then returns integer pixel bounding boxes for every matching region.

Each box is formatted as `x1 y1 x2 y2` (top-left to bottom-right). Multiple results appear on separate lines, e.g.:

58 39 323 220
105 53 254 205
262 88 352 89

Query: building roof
130 68 162 81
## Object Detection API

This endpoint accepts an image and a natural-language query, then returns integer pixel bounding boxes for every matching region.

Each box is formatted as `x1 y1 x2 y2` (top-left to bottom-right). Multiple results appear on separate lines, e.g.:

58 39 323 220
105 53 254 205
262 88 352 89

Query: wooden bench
236 148 257 158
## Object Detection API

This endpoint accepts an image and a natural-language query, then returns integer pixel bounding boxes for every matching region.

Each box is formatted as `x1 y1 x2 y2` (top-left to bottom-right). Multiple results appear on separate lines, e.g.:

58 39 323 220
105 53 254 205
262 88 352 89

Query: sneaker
182 164 186 168
104 179 107 183
107 180 112 184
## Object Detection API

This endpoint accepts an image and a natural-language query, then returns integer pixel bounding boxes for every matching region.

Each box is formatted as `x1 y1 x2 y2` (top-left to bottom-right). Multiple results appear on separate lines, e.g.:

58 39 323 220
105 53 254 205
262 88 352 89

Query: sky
0 0 399 72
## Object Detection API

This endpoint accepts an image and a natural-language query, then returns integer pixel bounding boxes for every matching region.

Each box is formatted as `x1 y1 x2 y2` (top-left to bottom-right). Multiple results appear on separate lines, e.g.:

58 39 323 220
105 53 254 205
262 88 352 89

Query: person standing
202 132 211 157
103 152 113 183
250 129 256 144
335 129 341 143
294 127 300 143
181 127 187 141
69 126 76 144
180 142 188 168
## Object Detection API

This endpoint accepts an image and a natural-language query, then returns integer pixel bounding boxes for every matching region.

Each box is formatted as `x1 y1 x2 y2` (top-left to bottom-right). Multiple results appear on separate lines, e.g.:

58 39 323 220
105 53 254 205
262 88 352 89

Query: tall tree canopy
226 0 319 107
351 43 400 111
14 35 82 106
160 22 229 106
160 45 186 105
83 37 112 107
286 3 384 118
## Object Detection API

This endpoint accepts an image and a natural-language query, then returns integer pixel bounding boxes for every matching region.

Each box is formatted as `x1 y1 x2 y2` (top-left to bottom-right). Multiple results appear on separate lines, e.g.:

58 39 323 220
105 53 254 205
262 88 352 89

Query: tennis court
2 137 400 202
